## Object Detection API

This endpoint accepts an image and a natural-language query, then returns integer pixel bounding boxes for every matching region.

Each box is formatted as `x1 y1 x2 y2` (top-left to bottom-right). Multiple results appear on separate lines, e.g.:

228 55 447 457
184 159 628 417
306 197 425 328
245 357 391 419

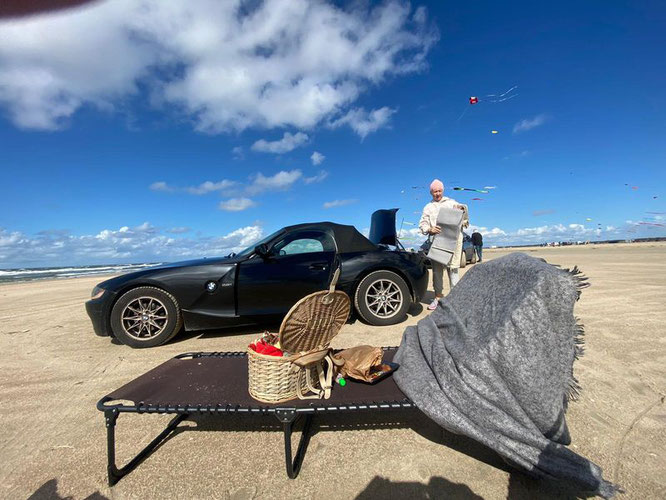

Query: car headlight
91 286 106 300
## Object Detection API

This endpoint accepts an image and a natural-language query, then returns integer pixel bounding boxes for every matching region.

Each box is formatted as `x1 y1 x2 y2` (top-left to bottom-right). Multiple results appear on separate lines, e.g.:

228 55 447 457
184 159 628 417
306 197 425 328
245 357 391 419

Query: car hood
95 256 243 290
369 208 399 246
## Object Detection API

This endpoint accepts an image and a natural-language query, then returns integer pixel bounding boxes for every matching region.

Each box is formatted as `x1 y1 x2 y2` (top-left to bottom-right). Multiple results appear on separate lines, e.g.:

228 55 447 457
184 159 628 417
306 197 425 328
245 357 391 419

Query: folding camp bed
97 347 414 485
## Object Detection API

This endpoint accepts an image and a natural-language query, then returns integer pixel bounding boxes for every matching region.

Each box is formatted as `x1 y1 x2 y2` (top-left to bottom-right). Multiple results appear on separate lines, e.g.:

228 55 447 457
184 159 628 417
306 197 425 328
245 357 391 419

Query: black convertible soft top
283 222 377 253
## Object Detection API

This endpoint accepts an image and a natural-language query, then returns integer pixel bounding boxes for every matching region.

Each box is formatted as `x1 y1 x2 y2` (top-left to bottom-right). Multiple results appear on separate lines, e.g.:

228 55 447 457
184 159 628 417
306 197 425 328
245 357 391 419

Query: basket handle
321 266 341 304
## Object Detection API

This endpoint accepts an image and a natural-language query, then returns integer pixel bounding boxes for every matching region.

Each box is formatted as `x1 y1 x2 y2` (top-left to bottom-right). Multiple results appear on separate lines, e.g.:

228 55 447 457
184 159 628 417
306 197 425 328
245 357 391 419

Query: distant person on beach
419 179 469 310
472 231 483 262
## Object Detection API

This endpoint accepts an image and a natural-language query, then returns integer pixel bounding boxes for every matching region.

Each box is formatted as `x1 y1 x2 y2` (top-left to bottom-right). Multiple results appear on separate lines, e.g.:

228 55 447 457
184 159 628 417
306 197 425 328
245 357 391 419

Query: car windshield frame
234 229 284 258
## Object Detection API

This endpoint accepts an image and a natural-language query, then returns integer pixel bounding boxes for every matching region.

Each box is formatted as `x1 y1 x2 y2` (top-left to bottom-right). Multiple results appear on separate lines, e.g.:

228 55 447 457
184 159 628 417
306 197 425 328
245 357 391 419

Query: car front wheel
354 270 411 326
110 286 183 348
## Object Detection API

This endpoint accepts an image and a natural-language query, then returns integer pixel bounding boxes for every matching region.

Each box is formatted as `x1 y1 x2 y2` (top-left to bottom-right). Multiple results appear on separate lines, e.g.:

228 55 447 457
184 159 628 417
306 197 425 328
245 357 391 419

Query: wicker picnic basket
248 268 350 404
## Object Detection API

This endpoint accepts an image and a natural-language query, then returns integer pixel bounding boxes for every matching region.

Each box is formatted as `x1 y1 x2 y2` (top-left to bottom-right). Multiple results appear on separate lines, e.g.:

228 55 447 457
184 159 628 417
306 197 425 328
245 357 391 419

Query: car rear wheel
110 286 182 348
354 270 411 326
460 251 467 268
470 251 477 264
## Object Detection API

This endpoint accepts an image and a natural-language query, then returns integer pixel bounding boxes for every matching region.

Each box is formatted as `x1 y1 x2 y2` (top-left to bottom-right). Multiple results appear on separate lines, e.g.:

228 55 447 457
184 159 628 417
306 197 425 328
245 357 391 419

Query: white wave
0 263 164 281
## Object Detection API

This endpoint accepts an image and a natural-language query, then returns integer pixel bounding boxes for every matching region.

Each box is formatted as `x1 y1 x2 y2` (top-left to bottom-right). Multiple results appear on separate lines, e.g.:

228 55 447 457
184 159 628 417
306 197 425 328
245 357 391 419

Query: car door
237 230 335 316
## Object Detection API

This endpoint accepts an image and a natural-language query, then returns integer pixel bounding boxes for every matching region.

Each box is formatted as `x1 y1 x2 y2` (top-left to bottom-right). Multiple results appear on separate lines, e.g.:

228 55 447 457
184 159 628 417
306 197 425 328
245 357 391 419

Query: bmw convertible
86 209 428 348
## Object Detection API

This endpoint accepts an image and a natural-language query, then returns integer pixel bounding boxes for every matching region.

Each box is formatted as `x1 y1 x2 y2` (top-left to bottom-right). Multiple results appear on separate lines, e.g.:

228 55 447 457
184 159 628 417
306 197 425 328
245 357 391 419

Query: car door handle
309 263 328 270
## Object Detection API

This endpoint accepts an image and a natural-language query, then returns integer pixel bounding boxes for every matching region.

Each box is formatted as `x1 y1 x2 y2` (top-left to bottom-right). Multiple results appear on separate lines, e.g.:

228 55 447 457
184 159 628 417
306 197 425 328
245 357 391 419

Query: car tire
470 251 477 264
460 251 467 268
110 286 183 348
354 270 411 326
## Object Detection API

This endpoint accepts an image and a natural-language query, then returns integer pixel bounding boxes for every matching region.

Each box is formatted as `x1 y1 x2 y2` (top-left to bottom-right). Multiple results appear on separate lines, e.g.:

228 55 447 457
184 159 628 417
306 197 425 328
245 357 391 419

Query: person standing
471 231 483 262
419 179 469 310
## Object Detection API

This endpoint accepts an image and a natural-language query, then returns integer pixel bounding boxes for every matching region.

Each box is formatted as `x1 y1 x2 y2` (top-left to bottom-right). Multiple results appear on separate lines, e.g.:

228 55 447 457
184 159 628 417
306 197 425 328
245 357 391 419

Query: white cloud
185 180 236 195
149 181 174 192
231 146 244 160
310 151 325 165
323 199 357 209
0 224 264 267
246 170 302 195
251 132 309 154
0 1 437 131
303 170 328 184
167 226 191 234
328 106 396 139
513 114 549 134
150 170 306 200
218 197 256 212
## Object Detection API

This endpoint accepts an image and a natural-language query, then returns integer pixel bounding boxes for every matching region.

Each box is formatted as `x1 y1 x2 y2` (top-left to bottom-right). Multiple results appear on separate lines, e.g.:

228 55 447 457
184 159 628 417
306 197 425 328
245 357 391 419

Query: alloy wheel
120 296 169 341
364 279 403 319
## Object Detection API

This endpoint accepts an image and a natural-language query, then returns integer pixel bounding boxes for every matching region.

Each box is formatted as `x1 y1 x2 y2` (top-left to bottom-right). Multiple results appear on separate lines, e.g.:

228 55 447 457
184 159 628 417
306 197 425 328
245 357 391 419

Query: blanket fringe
567 265 590 301
566 317 586 404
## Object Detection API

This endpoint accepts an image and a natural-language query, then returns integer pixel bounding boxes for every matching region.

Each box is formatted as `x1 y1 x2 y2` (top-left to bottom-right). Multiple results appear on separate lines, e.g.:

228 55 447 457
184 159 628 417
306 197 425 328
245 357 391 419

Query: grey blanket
427 206 463 265
394 253 618 498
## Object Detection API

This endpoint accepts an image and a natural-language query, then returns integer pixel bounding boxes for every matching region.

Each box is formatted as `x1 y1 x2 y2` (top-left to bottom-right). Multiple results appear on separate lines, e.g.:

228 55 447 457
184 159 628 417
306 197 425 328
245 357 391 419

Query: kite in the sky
458 86 518 121
586 218 593 222
491 130 499 134
453 187 489 194
471 197 483 201
469 86 518 105
483 186 497 190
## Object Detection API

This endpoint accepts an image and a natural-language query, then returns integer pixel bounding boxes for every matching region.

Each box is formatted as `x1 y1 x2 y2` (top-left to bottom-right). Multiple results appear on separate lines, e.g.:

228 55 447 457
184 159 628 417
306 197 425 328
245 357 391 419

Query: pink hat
429 179 444 192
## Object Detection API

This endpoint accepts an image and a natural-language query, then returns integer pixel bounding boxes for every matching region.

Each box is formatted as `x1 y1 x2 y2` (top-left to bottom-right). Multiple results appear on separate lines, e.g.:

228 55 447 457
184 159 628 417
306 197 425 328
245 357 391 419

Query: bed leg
104 409 188 486
275 411 314 479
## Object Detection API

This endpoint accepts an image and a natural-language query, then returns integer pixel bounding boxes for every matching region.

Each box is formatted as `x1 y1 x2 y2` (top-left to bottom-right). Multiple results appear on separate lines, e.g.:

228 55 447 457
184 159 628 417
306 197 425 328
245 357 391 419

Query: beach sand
1 243 664 499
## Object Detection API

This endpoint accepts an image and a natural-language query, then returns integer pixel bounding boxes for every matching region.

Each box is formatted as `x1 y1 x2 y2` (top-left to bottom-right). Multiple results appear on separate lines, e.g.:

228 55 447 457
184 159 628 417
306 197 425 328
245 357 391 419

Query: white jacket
419 197 469 269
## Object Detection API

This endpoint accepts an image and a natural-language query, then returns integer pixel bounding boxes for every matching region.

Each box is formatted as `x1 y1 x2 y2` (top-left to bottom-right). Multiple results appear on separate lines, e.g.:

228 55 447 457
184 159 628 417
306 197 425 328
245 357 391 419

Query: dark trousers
474 245 483 261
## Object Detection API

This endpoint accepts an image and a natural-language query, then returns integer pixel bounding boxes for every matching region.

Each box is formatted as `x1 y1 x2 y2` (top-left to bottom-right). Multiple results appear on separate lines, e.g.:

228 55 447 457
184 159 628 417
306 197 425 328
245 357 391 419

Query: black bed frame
97 349 415 485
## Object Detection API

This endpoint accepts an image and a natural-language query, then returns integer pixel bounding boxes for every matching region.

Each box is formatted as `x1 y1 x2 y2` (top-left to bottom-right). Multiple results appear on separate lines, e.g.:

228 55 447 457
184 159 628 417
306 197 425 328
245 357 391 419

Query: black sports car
86 209 428 348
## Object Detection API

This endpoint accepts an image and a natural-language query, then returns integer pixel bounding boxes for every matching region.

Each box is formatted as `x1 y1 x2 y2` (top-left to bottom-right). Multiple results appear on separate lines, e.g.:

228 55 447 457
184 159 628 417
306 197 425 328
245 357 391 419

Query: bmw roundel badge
205 281 217 292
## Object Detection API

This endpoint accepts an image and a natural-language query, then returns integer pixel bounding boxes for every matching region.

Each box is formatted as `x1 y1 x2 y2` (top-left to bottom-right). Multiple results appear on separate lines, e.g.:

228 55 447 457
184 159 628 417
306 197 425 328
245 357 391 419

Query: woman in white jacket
419 179 469 310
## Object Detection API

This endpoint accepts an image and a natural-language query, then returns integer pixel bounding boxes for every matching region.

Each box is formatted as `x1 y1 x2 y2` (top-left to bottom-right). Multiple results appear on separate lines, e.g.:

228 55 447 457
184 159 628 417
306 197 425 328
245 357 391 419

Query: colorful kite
469 86 518 105
471 197 483 201
453 187 489 194
458 86 518 121
491 130 499 134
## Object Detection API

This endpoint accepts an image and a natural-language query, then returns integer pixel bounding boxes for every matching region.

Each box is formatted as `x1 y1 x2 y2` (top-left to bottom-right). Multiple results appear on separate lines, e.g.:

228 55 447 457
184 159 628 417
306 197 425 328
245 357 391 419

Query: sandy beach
1 243 664 499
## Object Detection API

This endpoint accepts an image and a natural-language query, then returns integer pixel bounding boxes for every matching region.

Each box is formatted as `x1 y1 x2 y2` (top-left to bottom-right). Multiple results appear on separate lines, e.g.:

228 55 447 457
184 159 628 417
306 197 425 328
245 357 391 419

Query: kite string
456 106 469 122
485 85 518 98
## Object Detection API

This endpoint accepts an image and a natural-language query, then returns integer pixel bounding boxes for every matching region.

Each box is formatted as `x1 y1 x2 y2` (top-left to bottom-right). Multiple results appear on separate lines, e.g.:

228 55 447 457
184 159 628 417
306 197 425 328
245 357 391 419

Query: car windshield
234 229 284 257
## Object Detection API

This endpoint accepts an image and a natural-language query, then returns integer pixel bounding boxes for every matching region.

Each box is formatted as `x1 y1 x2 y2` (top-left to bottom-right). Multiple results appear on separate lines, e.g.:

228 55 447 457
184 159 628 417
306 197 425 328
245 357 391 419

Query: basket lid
278 268 350 353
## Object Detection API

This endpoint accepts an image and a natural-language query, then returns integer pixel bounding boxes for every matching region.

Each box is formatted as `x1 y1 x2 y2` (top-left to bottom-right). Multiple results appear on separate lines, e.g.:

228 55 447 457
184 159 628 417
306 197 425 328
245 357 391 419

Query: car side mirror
255 243 270 258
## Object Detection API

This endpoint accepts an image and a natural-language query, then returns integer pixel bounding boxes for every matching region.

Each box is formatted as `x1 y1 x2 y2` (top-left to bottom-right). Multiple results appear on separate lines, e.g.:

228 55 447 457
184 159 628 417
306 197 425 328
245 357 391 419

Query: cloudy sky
0 0 664 268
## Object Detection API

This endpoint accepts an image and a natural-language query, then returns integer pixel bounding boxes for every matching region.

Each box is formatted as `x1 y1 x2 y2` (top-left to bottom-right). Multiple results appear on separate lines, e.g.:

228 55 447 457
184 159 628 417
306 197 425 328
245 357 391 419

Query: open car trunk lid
369 208 399 246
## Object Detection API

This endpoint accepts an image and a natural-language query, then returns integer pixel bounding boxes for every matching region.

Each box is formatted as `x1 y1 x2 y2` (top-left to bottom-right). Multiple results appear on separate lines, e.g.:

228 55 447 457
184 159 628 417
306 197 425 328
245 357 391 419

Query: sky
0 0 664 268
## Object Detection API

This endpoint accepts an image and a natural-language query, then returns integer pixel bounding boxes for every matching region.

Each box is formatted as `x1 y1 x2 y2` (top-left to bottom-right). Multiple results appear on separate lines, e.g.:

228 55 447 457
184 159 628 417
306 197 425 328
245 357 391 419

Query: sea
0 263 164 284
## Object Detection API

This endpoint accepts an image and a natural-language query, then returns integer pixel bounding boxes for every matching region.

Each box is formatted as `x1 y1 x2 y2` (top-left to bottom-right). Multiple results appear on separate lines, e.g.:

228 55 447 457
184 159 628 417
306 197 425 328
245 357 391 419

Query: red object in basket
248 339 283 356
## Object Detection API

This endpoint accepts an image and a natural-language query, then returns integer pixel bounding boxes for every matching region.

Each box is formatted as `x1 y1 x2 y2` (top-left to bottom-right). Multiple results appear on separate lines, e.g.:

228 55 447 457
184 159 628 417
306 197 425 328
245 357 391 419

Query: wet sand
0 242 664 499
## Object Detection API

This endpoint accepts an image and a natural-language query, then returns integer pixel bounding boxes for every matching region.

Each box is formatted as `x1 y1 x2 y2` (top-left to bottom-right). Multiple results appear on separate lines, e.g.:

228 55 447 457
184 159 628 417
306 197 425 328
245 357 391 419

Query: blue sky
0 0 664 268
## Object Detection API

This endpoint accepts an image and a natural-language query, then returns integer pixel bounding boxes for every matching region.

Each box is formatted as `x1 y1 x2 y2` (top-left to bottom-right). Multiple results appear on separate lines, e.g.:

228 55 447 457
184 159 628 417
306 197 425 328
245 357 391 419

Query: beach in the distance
0 242 664 499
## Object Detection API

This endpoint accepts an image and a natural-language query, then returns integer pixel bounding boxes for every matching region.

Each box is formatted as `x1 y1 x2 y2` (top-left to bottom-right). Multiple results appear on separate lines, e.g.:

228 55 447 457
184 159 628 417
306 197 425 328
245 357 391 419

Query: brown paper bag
333 345 384 382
